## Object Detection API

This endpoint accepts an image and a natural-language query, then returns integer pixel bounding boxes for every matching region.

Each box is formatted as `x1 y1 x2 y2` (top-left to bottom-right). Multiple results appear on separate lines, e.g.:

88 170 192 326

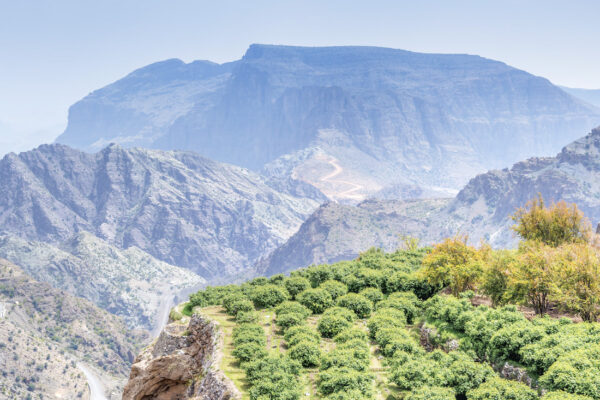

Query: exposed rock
497 362 534 388
255 198 450 276
0 232 203 330
56 44 600 201
434 126 600 248
419 324 438 352
123 314 240 400
0 143 319 278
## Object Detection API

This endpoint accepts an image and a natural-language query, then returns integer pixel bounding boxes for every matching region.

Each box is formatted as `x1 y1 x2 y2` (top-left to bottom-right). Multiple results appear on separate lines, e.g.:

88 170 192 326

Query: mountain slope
434 126 600 247
257 126 600 274
0 144 319 278
255 198 450 276
0 232 203 330
561 86 600 108
56 44 600 201
0 259 147 399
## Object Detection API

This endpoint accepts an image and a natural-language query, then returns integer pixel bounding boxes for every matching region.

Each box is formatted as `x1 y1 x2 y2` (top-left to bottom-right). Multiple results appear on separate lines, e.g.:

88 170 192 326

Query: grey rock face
435 126 600 247
123 314 240 400
255 198 450 276
0 143 319 278
56 44 600 200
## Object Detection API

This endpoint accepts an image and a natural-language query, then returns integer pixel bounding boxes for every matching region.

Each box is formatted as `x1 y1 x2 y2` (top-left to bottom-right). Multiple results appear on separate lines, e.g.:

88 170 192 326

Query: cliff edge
123 313 240 400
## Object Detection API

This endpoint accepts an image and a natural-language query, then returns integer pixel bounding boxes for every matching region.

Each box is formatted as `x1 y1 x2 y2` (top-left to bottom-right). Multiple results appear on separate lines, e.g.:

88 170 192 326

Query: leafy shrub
377 291 420 324
323 306 356 322
236 310 259 324
318 314 352 338
297 288 334 314
406 386 456 400
284 277 311 300
359 287 384 304
539 345 600 399
288 340 321 367
343 268 383 292
320 279 349 300
543 392 594 400
232 342 267 363
284 325 320 345
337 293 372 319
276 313 306 332
334 328 368 344
318 367 374 397
367 308 406 339
466 377 538 400
275 301 311 319
251 284 289 308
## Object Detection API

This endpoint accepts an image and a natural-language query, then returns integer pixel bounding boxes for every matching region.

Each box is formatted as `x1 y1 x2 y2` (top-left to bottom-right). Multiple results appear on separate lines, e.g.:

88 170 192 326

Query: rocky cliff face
56 44 600 201
255 198 450 276
123 314 239 400
0 143 319 278
431 126 600 247
257 126 600 273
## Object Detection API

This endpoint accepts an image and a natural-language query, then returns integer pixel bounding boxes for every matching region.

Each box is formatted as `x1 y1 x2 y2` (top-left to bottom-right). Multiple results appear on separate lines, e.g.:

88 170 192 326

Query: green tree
251 284 289 308
337 293 372 319
284 277 311 300
297 288 334 314
466 377 538 400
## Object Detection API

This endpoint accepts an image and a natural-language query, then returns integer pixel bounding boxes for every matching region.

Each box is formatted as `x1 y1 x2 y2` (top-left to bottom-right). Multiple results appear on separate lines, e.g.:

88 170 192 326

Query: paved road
77 362 107 400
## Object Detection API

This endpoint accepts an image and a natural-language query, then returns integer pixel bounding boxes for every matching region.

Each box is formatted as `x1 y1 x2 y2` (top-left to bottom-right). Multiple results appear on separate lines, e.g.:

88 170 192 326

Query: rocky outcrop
123 314 240 400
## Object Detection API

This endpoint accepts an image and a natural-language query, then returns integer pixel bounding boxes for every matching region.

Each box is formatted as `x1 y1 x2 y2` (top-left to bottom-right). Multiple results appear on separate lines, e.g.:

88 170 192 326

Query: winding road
319 156 364 200
77 362 108 400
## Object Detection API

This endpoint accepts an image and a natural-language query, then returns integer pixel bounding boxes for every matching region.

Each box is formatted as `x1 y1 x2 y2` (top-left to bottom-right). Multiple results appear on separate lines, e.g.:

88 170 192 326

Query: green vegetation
185 196 600 399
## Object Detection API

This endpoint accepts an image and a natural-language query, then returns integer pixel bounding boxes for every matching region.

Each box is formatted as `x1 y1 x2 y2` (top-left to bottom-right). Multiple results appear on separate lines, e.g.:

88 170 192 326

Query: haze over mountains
4 43 600 399
56 44 600 202
257 126 600 276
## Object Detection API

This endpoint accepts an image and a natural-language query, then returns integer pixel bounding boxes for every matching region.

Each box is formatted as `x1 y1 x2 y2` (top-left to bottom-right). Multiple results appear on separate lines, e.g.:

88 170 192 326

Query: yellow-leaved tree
554 243 600 322
420 235 489 297
512 194 591 247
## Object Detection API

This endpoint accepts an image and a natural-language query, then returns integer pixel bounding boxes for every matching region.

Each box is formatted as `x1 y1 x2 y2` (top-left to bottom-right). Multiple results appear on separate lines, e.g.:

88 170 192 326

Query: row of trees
421 196 600 321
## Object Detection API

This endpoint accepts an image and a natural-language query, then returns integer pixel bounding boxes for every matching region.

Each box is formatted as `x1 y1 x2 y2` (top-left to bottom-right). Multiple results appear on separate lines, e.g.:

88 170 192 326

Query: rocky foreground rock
123 314 239 400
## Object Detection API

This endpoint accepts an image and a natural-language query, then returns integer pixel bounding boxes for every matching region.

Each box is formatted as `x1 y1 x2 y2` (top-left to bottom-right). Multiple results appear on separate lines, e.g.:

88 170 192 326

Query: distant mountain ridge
56 44 600 201
257 126 600 275
561 86 600 108
0 143 319 278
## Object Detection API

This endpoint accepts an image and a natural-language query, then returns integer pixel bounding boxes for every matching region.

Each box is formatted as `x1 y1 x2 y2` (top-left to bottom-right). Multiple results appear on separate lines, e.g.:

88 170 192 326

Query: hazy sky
1 0 599 152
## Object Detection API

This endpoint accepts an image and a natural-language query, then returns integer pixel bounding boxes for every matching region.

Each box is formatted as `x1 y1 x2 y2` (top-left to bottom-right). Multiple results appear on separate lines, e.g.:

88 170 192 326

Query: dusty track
319 156 364 200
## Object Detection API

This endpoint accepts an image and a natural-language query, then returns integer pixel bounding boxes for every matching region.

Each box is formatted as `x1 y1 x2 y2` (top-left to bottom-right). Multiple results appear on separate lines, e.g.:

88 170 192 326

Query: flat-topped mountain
0 143 319 278
56 44 600 201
